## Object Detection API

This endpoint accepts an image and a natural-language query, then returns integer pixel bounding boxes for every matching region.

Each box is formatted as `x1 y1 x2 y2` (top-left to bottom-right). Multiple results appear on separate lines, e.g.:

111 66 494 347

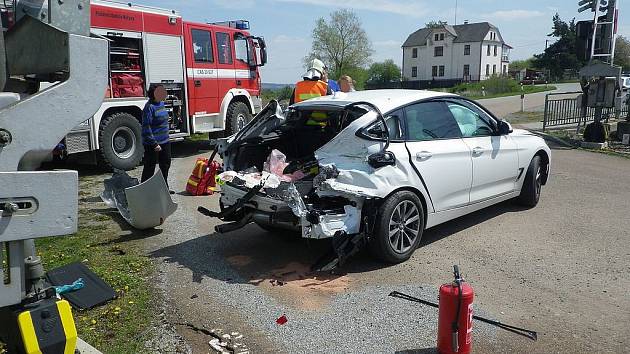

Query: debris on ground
275 315 288 325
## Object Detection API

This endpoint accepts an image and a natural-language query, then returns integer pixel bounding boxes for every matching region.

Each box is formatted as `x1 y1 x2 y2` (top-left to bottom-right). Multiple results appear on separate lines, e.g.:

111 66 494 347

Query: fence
542 92 629 131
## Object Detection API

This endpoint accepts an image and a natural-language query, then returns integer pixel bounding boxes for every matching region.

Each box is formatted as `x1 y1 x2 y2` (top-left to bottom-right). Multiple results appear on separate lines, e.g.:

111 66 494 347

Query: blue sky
147 0 630 83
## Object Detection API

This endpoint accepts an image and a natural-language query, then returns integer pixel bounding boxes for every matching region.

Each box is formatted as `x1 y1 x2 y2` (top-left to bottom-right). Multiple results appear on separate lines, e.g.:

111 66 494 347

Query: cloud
209 0 256 9
373 40 400 47
482 10 545 21
274 0 429 17
272 35 306 44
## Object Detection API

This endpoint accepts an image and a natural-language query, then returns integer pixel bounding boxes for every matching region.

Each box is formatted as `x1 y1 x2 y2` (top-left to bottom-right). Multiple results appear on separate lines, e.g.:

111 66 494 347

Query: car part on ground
101 169 177 229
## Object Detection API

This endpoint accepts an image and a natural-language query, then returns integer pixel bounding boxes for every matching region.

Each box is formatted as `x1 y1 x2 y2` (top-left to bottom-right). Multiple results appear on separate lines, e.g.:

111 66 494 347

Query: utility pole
454 0 458 25
545 39 549 50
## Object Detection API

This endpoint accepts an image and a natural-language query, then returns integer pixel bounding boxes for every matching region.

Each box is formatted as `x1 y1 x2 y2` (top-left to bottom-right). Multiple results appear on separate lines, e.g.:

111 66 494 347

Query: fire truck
63 0 267 170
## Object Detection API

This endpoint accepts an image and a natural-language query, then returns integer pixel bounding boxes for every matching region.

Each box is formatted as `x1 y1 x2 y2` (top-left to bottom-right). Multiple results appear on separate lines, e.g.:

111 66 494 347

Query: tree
306 9 373 78
426 20 448 29
614 36 630 72
510 58 535 72
532 13 584 80
367 59 401 86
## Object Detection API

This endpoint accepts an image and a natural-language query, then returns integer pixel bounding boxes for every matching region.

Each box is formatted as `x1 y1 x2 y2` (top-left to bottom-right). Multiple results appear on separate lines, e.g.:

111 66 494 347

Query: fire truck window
191 29 213 63
216 32 233 65
234 34 249 64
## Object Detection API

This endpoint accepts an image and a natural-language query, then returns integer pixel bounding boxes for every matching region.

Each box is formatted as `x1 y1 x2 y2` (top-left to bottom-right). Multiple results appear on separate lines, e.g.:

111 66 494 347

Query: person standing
339 75 356 92
141 84 172 190
290 58 333 105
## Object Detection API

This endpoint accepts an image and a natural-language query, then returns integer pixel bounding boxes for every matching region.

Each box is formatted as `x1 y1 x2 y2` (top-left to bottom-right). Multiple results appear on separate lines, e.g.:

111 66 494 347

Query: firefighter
141 84 173 192
289 58 333 105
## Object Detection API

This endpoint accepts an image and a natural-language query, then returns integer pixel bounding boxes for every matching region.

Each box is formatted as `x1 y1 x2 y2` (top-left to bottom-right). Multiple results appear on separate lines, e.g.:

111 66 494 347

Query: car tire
516 156 542 207
226 101 252 136
370 191 424 263
98 112 143 171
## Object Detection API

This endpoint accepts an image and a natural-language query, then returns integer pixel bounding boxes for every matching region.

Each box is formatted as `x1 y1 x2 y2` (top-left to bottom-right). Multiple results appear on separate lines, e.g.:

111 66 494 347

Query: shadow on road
91 207 163 245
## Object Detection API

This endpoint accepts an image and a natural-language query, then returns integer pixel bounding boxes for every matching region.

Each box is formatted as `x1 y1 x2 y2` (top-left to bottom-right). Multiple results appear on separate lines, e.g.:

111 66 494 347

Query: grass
467 85 556 100
1 175 157 353
545 129 630 160
505 111 545 125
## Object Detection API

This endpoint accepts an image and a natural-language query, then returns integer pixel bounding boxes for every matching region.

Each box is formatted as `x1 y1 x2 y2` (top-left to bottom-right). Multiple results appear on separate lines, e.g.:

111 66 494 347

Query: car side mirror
497 120 513 135
368 151 396 168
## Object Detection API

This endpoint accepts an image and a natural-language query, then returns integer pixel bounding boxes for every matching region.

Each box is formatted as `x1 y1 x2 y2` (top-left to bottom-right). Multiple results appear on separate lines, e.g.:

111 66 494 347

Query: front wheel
226 101 252 136
516 156 542 207
370 191 424 263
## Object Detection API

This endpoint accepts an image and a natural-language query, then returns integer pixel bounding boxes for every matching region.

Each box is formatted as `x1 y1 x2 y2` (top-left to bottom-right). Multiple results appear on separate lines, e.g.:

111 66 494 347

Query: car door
185 24 219 127
445 99 519 203
233 32 258 96
403 101 473 211
215 31 236 98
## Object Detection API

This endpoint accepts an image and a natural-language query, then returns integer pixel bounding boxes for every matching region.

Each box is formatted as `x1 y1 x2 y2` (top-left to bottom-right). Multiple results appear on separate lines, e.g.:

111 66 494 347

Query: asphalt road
478 83 580 118
134 134 629 353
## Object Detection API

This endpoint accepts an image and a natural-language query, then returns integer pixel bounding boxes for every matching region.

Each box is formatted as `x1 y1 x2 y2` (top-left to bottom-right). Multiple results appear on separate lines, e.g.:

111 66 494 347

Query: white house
402 22 511 88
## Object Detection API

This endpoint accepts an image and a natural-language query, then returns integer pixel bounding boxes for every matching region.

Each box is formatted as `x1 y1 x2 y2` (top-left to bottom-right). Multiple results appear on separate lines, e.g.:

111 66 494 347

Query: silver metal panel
66 131 91 153
0 171 78 242
16 0 90 36
0 31 108 170
0 241 25 307
144 33 185 84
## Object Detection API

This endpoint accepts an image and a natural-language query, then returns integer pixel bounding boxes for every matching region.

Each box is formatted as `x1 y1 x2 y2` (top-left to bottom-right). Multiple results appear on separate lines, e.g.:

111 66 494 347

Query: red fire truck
63 0 267 170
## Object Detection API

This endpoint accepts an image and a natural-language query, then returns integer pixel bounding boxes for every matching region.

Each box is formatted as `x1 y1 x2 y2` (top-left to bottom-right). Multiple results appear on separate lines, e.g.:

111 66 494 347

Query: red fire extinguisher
437 265 474 354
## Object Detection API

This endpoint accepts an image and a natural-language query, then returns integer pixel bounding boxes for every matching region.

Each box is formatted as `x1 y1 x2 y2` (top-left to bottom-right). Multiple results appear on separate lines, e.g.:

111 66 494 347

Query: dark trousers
141 143 171 187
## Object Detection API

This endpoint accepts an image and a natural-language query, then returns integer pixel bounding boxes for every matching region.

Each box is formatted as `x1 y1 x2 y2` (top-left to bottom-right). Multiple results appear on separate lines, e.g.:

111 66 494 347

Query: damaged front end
203 100 397 268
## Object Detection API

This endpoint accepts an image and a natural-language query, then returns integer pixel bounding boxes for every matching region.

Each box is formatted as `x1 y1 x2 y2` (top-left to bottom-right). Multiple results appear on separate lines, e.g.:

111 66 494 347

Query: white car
621 76 630 91
210 90 551 264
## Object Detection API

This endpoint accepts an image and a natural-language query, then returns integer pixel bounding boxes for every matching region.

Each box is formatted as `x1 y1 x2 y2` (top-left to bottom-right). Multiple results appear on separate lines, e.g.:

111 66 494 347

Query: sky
147 0 630 84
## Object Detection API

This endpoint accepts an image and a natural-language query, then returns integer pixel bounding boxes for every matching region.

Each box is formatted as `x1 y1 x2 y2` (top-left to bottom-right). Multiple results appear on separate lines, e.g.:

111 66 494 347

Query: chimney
464 20 469 24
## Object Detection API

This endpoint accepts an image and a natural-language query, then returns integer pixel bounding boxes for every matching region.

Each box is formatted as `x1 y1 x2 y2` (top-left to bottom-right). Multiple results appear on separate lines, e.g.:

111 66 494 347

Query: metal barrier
543 91 628 131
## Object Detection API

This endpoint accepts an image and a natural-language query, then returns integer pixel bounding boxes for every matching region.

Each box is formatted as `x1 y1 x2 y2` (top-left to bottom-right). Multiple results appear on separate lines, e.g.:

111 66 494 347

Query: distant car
213 90 551 263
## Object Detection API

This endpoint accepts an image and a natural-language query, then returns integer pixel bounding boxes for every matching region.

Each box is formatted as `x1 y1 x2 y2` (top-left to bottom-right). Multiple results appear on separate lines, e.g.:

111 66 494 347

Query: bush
450 76 521 96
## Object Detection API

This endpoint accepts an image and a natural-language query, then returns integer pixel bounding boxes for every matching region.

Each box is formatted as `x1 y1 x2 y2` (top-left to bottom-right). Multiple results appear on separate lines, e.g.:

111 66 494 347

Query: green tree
426 20 448 28
366 59 401 86
306 9 373 78
614 35 630 72
532 13 584 80
510 58 535 72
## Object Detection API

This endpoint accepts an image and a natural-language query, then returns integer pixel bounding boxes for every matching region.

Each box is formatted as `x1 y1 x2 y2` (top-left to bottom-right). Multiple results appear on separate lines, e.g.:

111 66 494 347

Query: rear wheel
370 191 424 263
98 112 143 171
516 156 543 207
226 101 252 136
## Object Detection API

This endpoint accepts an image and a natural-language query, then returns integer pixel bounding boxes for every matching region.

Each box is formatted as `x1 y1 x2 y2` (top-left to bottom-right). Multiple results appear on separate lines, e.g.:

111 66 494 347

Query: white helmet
303 58 326 80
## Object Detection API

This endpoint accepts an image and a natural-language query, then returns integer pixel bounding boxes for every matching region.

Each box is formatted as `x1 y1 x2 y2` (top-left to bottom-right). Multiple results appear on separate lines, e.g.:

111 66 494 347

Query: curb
527 130 576 148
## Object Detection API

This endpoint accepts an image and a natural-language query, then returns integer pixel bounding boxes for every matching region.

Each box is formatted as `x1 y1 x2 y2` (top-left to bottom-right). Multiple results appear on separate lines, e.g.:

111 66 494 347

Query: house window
494 45 497 56
492 64 496 75
486 64 490 76
434 46 443 57
440 33 444 40
439 65 445 77
464 45 470 55
412 66 418 77
432 66 438 77
487 45 491 56
434 33 439 41
503 65 507 74
412 48 418 58
463 64 470 77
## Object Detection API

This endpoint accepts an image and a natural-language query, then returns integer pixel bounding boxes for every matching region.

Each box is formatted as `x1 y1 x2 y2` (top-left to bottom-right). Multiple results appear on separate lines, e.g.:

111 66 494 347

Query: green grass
467 85 556 100
21 177 157 353
505 111 544 125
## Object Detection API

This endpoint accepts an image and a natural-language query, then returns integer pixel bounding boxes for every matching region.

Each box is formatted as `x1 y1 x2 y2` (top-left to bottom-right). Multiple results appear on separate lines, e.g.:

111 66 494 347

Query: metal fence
543 91 629 131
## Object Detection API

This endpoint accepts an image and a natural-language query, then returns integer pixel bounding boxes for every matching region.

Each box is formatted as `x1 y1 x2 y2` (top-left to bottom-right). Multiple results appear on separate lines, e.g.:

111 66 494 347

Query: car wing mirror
497 120 513 135
368 151 396 168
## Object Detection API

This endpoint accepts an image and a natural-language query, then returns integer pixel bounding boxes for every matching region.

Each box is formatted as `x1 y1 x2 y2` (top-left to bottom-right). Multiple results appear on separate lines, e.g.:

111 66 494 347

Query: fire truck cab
64 0 267 170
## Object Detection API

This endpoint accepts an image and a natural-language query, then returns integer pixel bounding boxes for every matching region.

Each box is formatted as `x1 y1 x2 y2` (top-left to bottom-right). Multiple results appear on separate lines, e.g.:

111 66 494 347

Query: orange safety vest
293 80 328 103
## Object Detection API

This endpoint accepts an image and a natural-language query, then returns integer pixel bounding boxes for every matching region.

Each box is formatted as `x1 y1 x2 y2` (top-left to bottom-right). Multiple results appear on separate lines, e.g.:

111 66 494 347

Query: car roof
292 89 458 113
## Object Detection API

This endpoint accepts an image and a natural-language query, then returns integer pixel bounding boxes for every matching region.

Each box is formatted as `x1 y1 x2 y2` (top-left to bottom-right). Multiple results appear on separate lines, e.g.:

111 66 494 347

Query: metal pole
454 0 458 25
543 93 549 132
589 3 600 62
610 0 619 63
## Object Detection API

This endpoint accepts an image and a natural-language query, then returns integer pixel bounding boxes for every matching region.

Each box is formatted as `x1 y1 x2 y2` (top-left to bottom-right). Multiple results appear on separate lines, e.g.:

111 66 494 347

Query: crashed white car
209 90 551 264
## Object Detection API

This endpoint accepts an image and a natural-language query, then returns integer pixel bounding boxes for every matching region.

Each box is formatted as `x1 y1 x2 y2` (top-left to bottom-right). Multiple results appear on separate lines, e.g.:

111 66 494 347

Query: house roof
402 22 505 47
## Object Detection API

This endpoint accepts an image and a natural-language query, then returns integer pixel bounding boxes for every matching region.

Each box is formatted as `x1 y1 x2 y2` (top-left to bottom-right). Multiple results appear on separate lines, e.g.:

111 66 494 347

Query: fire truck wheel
516 155 542 207
226 101 252 135
370 191 424 263
98 112 143 171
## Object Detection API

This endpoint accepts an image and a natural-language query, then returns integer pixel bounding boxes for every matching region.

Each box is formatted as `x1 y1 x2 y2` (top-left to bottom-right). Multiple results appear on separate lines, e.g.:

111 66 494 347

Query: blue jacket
142 101 169 146
328 79 341 92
